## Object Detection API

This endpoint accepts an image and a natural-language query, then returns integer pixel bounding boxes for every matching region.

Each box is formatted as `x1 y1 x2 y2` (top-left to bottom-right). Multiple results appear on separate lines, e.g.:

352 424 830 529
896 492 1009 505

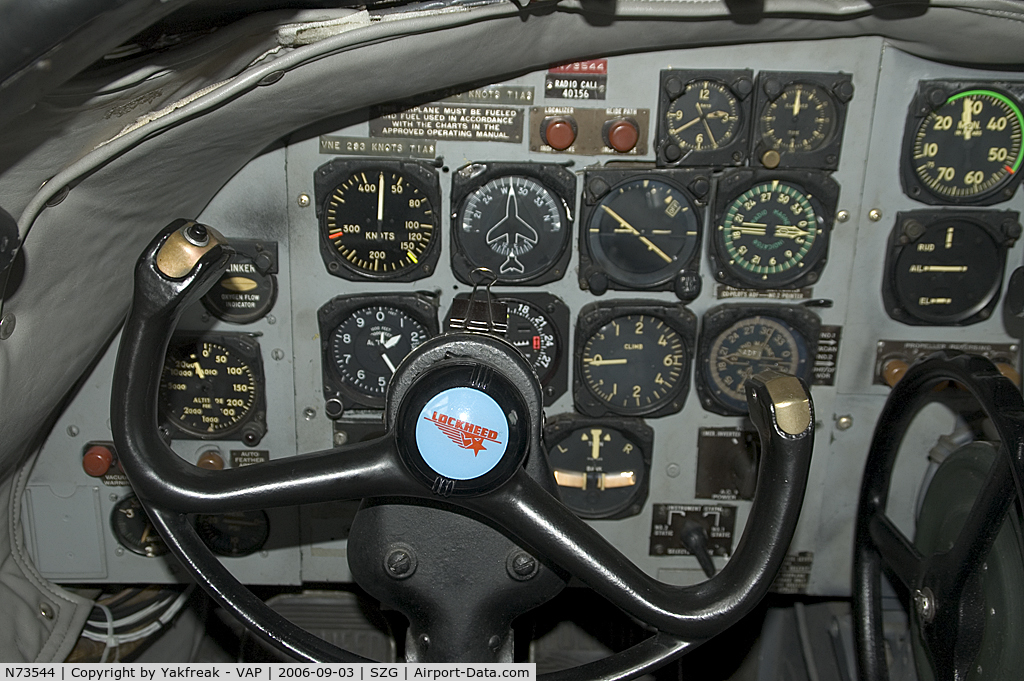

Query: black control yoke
111 221 816 664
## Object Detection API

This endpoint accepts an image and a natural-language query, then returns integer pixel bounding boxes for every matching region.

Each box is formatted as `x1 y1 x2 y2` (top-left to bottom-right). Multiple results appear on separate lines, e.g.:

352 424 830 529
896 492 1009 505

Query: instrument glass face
111 496 168 557
759 83 837 153
891 218 1003 324
704 316 809 414
329 305 430 400
503 297 561 386
715 180 823 287
456 175 568 282
665 79 742 152
581 314 687 415
159 340 259 437
586 177 701 287
195 511 271 557
322 169 436 277
910 89 1024 201
549 425 647 519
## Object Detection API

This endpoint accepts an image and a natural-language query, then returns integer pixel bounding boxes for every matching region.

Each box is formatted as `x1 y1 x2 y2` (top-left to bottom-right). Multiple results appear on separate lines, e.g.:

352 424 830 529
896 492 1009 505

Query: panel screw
914 587 936 624
298 194 311 207
67 425 80 437
868 209 883 222
39 603 54 619
334 430 348 446
666 463 681 478
385 546 416 579
836 415 854 431
0 313 15 340
303 408 316 420
836 210 850 223
507 550 539 580
115 547 124 556
271 349 284 361
488 635 502 652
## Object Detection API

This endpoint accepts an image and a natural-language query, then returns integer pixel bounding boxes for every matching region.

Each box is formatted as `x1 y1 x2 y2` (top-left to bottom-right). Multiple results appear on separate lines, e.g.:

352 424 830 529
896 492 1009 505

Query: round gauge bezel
656 69 754 168
583 173 703 289
543 414 654 520
578 168 709 300
695 304 820 417
450 162 576 286
573 301 697 418
900 82 1024 206
751 71 853 171
317 293 439 412
200 239 278 325
111 495 168 557
881 210 1020 326
710 169 839 291
314 158 442 282
758 82 838 154
158 333 267 443
194 510 271 557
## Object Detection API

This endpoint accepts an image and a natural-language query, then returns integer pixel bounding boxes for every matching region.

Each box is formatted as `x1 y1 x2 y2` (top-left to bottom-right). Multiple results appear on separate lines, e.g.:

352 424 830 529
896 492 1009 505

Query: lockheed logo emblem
424 411 502 456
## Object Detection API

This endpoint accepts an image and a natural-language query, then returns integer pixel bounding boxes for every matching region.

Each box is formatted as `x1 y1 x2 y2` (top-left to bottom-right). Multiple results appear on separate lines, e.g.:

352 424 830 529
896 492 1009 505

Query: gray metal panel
20 37 1024 596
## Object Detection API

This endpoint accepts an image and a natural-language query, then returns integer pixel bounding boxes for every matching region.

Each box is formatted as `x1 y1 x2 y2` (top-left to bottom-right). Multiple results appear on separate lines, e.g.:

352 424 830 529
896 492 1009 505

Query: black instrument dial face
581 314 687 415
322 169 436 278
891 218 1003 324
548 425 648 519
665 80 742 152
586 177 701 288
716 180 824 287
759 83 837 153
456 175 569 282
160 340 259 437
910 89 1024 201
329 305 430 400
503 298 561 386
111 496 167 557
704 316 809 414
195 511 270 557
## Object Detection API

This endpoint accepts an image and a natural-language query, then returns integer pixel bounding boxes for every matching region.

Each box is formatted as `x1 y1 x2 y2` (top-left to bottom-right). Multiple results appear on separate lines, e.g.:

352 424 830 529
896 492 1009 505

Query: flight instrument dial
901 83 1024 205
158 334 266 444
451 163 575 285
696 305 820 416
315 159 441 281
545 415 654 520
574 302 696 418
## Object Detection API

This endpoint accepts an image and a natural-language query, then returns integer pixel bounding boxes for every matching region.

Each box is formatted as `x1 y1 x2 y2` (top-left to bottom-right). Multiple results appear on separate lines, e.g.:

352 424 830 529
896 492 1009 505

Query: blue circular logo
415 387 510 480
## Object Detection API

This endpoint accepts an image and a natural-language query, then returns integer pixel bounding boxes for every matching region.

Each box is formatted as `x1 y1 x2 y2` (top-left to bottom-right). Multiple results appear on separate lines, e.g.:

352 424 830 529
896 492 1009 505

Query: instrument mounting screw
836 415 854 431
303 407 316 420
868 209 883 222
507 550 539 580
385 546 416 579
298 194 311 208
836 210 850 223
67 425 79 437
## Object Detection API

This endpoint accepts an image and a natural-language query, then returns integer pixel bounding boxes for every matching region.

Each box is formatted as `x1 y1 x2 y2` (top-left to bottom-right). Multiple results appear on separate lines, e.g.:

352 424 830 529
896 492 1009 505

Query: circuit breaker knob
542 116 577 151
605 118 639 153
82 445 114 477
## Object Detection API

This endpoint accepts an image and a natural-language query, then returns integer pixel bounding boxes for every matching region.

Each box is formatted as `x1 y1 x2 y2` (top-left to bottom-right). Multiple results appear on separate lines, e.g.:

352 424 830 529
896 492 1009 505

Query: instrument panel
21 38 1024 596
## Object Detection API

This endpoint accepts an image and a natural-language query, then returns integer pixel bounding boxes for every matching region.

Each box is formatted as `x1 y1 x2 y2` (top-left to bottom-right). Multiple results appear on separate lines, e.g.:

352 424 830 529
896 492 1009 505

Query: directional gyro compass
486 184 540 275
451 163 575 285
